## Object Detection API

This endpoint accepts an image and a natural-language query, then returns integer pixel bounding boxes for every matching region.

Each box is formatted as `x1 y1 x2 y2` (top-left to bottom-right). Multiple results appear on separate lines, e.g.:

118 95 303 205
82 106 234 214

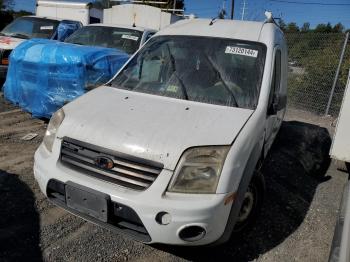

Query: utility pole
172 0 176 14
241 0 247 20
230 0 234 19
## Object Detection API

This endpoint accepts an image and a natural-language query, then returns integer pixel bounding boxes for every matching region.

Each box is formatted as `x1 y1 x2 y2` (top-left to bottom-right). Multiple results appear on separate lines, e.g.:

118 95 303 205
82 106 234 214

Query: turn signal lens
1 58 8 65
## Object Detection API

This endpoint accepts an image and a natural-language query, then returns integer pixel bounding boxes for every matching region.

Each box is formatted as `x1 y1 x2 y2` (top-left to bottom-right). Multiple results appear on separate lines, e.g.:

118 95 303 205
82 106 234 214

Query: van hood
59 87 253 170
0 36 25 50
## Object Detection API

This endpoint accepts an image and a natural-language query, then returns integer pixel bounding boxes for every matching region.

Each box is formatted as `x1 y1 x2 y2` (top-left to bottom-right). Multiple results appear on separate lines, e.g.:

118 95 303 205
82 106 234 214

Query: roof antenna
209 17 218 26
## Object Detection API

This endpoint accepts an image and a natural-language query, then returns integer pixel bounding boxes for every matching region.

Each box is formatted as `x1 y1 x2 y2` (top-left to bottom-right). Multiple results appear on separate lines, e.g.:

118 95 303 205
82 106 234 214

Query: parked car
34 17 288 245
3 23 156 118
64 23 156 55
0 16 82 79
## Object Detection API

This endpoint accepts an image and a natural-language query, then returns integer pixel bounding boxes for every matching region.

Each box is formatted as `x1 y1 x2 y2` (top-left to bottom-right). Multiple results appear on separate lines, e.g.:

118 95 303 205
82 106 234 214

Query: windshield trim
109 35 267 109
64 26 143 54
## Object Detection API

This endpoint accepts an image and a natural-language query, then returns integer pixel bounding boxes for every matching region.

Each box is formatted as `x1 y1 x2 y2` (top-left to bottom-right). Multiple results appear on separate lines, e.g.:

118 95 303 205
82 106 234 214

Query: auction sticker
225 46 258 58
40 26 54 30
122 35 139 41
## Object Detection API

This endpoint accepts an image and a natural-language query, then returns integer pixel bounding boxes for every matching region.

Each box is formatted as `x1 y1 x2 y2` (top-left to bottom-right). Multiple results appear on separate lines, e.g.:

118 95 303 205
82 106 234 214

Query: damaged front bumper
34 143 234 246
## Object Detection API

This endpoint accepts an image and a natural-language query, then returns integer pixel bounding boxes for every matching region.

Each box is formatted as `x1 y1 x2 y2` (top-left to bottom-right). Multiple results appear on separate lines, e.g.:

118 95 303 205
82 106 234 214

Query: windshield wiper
10 33 29 39
203 54 239 107
0 32 6 36
165 43 189 100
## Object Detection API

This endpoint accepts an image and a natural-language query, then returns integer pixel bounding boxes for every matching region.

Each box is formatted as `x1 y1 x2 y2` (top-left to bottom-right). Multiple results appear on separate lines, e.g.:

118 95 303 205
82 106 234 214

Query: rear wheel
233 171 265 233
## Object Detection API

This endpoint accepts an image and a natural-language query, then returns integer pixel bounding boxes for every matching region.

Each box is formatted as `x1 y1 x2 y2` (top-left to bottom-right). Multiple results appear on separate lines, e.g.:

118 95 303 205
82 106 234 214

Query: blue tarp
3 39 129 118
57 21 82 41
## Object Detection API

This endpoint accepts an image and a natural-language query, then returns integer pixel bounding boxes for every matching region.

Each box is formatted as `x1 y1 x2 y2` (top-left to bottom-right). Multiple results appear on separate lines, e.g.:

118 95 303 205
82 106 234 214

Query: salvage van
34 17 288 245
0 16 81 79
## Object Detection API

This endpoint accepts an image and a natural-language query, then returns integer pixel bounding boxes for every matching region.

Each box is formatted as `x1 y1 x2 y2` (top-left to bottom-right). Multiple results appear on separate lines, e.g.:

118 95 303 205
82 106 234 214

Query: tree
277 18 287 32
301 22 310 33
314 23 333 33
333 23 344 33
286 22 300 33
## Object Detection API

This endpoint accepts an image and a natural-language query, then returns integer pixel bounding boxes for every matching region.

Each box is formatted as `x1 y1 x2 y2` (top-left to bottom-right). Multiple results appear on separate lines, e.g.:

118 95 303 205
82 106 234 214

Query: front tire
233 171 265 233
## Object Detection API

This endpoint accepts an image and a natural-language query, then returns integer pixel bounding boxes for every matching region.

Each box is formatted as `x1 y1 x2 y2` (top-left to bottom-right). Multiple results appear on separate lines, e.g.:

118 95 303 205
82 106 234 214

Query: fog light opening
179 226 206 242
155 212 172 225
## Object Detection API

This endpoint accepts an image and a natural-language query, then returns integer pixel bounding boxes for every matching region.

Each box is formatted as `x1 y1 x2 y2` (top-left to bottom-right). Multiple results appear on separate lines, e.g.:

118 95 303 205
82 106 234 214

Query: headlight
43 108 65 152
167 146 229 194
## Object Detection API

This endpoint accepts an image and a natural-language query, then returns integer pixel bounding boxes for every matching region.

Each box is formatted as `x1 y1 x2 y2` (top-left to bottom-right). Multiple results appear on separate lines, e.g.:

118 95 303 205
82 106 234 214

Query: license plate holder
65 182 109 223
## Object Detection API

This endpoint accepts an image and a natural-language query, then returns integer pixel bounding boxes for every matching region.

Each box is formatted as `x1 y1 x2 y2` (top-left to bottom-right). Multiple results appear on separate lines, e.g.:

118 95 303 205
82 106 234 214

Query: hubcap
237 188 254 222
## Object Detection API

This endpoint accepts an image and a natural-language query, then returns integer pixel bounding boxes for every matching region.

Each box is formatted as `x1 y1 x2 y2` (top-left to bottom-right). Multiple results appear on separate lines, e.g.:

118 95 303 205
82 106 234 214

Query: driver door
264 47 283 155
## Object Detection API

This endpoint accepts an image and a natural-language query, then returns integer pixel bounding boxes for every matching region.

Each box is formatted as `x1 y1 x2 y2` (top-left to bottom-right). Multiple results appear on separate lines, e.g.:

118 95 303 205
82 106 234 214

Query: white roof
37 0 92 9
24 15 63 21
156 18 268 42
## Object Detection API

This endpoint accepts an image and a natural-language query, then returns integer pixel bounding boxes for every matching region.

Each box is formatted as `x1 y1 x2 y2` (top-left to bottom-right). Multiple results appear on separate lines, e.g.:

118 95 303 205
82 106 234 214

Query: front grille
60 138 163 190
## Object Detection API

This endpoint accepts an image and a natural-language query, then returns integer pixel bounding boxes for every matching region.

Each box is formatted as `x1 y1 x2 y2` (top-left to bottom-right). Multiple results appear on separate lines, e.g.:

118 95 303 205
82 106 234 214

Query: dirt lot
0 92 348 262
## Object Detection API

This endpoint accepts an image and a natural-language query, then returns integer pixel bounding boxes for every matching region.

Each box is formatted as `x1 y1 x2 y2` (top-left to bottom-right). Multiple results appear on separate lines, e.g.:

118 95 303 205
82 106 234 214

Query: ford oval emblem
94 156 114 170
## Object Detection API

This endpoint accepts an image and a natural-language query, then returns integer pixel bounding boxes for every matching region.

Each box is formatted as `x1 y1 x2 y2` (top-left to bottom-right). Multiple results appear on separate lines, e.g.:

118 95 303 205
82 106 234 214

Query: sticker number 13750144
225 46 259 58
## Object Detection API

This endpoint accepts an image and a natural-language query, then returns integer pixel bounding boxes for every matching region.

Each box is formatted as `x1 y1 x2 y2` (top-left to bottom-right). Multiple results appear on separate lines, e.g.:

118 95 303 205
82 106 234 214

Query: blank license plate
65 182 109 222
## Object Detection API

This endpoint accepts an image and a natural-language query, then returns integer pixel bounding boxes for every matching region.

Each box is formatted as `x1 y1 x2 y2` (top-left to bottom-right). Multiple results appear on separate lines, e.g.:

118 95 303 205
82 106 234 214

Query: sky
12 0 350 29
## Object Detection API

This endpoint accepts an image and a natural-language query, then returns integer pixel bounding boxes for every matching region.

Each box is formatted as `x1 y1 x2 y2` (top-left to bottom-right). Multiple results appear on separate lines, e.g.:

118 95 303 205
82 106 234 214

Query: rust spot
224 192 237 205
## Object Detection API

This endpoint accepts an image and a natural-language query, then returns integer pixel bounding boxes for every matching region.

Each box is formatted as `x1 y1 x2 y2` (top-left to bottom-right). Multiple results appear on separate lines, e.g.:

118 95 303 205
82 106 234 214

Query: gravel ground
0 92 348 262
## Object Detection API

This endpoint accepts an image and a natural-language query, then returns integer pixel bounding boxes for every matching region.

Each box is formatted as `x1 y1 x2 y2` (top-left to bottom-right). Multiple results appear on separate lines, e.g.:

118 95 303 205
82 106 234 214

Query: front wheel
233 171 265 233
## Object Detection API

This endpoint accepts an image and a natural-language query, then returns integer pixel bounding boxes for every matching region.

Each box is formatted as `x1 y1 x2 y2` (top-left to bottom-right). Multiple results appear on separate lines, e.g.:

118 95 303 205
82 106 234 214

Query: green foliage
286 32 348 115
301 22 310 33
286 22 299 33
277 18 286 31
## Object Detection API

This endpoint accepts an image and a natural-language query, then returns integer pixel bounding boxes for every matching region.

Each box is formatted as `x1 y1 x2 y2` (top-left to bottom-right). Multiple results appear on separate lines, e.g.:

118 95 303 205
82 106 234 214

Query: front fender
213 139 264 245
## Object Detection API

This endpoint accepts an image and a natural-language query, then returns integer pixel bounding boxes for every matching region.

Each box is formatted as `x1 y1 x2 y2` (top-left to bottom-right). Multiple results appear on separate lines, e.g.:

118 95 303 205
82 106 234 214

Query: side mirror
268 97 279 115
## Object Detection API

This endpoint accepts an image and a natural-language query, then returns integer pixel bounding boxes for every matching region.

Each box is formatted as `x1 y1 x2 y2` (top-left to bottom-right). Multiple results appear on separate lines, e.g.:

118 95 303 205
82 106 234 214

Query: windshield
0 17 59 39
111 36 266 109
65 26 143 54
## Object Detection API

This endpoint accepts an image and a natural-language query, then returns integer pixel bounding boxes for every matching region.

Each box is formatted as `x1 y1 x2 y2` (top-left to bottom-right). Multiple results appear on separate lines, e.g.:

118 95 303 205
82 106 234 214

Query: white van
34 17 288 246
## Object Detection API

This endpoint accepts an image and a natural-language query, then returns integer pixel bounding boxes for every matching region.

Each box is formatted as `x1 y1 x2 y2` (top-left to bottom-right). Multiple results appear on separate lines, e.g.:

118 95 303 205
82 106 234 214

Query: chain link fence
285 32 350 116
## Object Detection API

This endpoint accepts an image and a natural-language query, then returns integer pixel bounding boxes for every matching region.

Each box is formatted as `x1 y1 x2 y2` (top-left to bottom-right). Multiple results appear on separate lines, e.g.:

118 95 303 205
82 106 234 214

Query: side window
269 49 281 106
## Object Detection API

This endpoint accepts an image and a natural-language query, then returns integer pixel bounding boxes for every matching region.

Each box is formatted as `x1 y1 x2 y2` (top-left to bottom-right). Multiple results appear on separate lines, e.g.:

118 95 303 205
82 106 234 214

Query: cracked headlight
43 108 65 152
167 146 229 194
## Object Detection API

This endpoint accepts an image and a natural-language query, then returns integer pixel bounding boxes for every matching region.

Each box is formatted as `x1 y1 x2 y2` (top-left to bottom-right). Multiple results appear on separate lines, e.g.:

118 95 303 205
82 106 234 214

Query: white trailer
36 0 103 25
330 71 350 167
103 4 182 31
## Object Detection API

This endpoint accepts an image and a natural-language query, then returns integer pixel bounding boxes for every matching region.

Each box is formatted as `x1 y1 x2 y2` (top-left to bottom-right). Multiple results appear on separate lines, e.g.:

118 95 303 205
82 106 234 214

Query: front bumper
34 143 233 246
0 64 8 79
